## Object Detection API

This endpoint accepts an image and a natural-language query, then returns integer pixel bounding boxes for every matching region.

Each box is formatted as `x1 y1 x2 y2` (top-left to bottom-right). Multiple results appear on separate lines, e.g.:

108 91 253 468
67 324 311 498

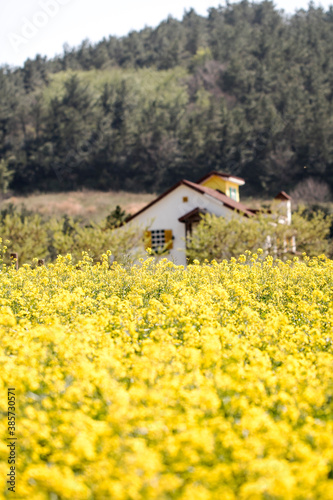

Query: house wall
275 199 292 225
126 184 235 266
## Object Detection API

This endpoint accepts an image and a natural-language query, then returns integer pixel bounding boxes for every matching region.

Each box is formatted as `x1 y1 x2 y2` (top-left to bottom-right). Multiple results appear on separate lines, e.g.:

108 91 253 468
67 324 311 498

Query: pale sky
0 0 332 68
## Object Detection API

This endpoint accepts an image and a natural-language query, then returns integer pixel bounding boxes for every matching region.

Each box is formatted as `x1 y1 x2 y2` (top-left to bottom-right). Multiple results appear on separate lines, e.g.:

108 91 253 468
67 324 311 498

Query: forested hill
1 1 333 196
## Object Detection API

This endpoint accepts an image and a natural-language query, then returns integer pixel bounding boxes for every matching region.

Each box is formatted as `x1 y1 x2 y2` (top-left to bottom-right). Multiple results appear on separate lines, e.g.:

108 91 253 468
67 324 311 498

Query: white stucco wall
126 184 235 266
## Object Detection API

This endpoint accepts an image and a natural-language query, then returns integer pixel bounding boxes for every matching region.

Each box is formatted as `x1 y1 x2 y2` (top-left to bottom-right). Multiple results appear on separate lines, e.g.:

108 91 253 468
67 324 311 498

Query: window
144 230 174 253
151 229 165 252
229 187 237 201
183 196 188 203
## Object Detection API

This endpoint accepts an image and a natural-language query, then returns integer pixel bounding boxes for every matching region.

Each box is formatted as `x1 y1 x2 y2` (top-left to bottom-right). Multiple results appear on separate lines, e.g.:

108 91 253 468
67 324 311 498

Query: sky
0 0 332 68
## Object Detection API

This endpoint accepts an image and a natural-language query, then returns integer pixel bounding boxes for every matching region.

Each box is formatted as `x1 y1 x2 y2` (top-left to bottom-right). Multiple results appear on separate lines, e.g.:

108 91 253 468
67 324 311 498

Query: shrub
186 207 333 263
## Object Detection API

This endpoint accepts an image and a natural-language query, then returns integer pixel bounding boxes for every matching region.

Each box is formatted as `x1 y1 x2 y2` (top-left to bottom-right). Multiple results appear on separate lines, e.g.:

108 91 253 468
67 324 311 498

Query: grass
1 190 156 223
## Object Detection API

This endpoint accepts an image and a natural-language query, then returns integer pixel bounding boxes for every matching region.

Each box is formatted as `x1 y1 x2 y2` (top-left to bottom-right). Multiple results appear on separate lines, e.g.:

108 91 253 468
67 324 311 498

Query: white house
125 170 294 266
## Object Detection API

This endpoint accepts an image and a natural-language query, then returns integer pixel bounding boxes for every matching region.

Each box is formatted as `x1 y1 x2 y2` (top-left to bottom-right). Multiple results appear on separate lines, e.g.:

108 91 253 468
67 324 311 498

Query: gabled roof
196 170 245 186
125 178 253 223
275 191 291 201
183 180 253 216
179 207 208 222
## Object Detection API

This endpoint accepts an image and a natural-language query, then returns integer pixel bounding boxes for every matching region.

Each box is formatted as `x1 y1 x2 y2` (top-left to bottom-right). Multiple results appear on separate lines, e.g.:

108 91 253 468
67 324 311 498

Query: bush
186 207 333 263
0 206 145 265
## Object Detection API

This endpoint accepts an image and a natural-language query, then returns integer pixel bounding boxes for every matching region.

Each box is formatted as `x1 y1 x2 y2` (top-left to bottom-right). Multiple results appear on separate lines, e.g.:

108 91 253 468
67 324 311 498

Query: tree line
1 1 333 197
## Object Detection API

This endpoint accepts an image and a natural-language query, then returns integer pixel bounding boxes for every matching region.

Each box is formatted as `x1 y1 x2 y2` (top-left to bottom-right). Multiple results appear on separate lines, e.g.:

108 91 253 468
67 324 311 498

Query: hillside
1 1 333 197
2 190 155 222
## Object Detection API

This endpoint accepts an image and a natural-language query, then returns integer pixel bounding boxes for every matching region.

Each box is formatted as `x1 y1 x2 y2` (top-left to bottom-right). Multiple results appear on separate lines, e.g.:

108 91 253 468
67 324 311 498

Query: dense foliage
0 202 332 264
0 251 333 498
187 206 333 262
0 205 143 265
1 1 333 196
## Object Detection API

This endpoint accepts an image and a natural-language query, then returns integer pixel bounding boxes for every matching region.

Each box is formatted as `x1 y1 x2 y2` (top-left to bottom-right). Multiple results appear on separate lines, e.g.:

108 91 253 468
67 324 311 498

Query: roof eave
125 178 252 223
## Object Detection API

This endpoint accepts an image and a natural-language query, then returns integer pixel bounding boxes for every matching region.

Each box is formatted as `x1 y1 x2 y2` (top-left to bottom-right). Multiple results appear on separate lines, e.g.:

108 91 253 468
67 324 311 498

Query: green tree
0 159 14 195
186 207 333 263
105 205 128 228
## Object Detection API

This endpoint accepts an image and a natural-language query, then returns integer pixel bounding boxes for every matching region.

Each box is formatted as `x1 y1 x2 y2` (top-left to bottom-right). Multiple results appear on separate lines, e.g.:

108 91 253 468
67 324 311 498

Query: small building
125 171 293 266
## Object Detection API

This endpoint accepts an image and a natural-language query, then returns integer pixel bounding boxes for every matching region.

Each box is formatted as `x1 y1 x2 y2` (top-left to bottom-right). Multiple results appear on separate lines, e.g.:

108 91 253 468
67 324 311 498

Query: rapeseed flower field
0 249 333 499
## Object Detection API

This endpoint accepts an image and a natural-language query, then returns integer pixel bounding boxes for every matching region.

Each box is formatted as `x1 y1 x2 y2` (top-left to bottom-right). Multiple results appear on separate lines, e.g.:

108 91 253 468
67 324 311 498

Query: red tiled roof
125 180 183 223
275 191 291 201
178 207 208 222
125 178 253 223
182 180 254 216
